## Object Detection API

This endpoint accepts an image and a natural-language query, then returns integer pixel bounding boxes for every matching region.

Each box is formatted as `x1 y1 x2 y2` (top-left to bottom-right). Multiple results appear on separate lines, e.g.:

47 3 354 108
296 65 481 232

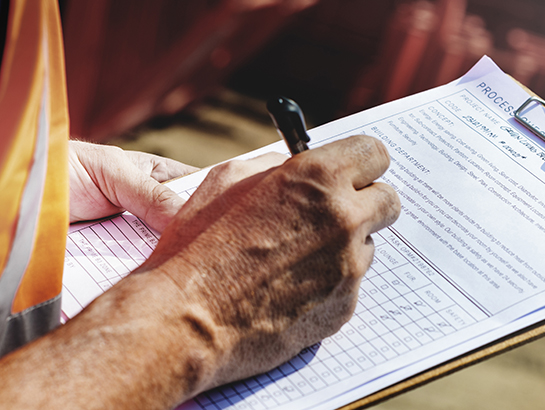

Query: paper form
63 56 545 410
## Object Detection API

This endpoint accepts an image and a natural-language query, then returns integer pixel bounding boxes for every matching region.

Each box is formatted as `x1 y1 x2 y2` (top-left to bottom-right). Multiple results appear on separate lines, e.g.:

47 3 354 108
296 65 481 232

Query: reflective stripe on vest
0 0 69 356
0 77 52 354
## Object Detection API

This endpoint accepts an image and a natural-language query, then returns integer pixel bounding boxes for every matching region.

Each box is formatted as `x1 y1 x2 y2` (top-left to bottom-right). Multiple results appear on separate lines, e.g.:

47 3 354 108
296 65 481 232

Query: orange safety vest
0 0 69 356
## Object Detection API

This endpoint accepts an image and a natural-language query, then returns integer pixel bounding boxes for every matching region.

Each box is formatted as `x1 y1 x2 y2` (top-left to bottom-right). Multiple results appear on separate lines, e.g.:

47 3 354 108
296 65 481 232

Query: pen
266 96 311 155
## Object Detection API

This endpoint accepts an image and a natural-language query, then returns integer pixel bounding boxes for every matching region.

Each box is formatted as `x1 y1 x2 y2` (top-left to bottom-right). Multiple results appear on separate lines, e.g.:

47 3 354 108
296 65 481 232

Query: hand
68 140 198 231
0 135 399 410
143 134 401 391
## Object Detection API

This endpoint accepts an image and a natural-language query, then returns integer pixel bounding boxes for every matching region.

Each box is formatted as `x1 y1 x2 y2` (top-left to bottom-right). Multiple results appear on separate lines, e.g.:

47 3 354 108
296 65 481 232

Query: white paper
63 56 545 410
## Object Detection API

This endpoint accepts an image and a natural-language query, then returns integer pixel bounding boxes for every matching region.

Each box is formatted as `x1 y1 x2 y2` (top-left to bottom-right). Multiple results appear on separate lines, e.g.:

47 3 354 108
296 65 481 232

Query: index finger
124 150 199 182
297 135 391 191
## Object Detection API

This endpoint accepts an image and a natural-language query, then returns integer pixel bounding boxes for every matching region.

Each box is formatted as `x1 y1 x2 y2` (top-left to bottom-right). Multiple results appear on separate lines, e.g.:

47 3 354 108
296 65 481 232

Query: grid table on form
188 230 482 410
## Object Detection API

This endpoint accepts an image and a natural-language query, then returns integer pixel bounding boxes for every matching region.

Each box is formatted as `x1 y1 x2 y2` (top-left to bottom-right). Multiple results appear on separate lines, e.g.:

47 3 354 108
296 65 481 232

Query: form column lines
388 245 481 326
388 227 491 317
78 229 119 277
61 284 82 310
341 321 382 366
120 215 159 251
110 218 149 260
253 373 286 407
89 225 133 273
67 236 109 284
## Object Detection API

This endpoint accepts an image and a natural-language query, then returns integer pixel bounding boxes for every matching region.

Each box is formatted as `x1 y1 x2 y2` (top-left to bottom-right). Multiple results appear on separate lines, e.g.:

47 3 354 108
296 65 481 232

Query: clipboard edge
338 318 545 410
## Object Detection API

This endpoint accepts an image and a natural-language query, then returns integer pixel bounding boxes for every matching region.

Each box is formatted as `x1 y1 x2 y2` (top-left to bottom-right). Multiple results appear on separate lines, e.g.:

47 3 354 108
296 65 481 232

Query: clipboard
340 85 545 410
63 59 545 410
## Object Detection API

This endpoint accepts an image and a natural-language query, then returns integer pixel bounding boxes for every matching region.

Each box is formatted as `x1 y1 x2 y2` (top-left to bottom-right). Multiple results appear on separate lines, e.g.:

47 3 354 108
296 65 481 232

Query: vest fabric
0 0 69 356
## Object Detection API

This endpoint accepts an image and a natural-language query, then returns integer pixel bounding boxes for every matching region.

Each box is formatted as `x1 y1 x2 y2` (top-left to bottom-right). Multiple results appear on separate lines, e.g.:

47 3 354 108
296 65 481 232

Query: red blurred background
60 0 545 142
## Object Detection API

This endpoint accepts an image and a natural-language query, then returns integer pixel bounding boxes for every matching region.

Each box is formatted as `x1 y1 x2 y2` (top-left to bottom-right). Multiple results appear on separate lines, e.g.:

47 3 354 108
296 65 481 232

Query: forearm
0 271 221 410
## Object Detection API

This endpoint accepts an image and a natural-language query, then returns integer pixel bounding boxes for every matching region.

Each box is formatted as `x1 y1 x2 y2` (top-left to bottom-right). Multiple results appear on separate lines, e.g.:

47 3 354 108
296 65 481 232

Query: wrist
125 267 230 398
70 269 227 407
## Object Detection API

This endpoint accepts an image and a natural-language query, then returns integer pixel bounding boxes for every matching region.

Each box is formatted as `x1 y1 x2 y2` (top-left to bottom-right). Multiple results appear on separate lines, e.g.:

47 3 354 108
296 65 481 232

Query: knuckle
208 160 245 181
276 157 361 232
352 134 387 154
95 143 123 157
374 182 401 222
284 153 337 188
347 135 391 171
360 182 401 229
143 185 178 228
260 151 288 164
151 185 174 208
105 144 124 154
333 203 363 238
278 161 333 209
367 135 390 158
149 158 168 173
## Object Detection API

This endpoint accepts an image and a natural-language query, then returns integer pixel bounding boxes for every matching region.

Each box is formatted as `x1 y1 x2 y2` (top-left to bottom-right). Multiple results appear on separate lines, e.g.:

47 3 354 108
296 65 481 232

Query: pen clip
267 96 310 155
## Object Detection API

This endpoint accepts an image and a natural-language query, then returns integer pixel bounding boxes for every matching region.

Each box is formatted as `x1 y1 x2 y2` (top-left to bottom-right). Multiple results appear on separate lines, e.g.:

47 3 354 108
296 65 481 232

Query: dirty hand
142 134 401 394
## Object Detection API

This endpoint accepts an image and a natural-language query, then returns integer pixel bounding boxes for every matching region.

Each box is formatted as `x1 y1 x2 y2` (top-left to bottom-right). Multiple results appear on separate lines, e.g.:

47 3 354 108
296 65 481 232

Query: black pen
267 96 311 155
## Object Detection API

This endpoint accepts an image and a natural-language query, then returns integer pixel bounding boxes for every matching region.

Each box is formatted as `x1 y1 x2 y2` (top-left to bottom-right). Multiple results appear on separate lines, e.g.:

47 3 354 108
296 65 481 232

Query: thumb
114 173 186 232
